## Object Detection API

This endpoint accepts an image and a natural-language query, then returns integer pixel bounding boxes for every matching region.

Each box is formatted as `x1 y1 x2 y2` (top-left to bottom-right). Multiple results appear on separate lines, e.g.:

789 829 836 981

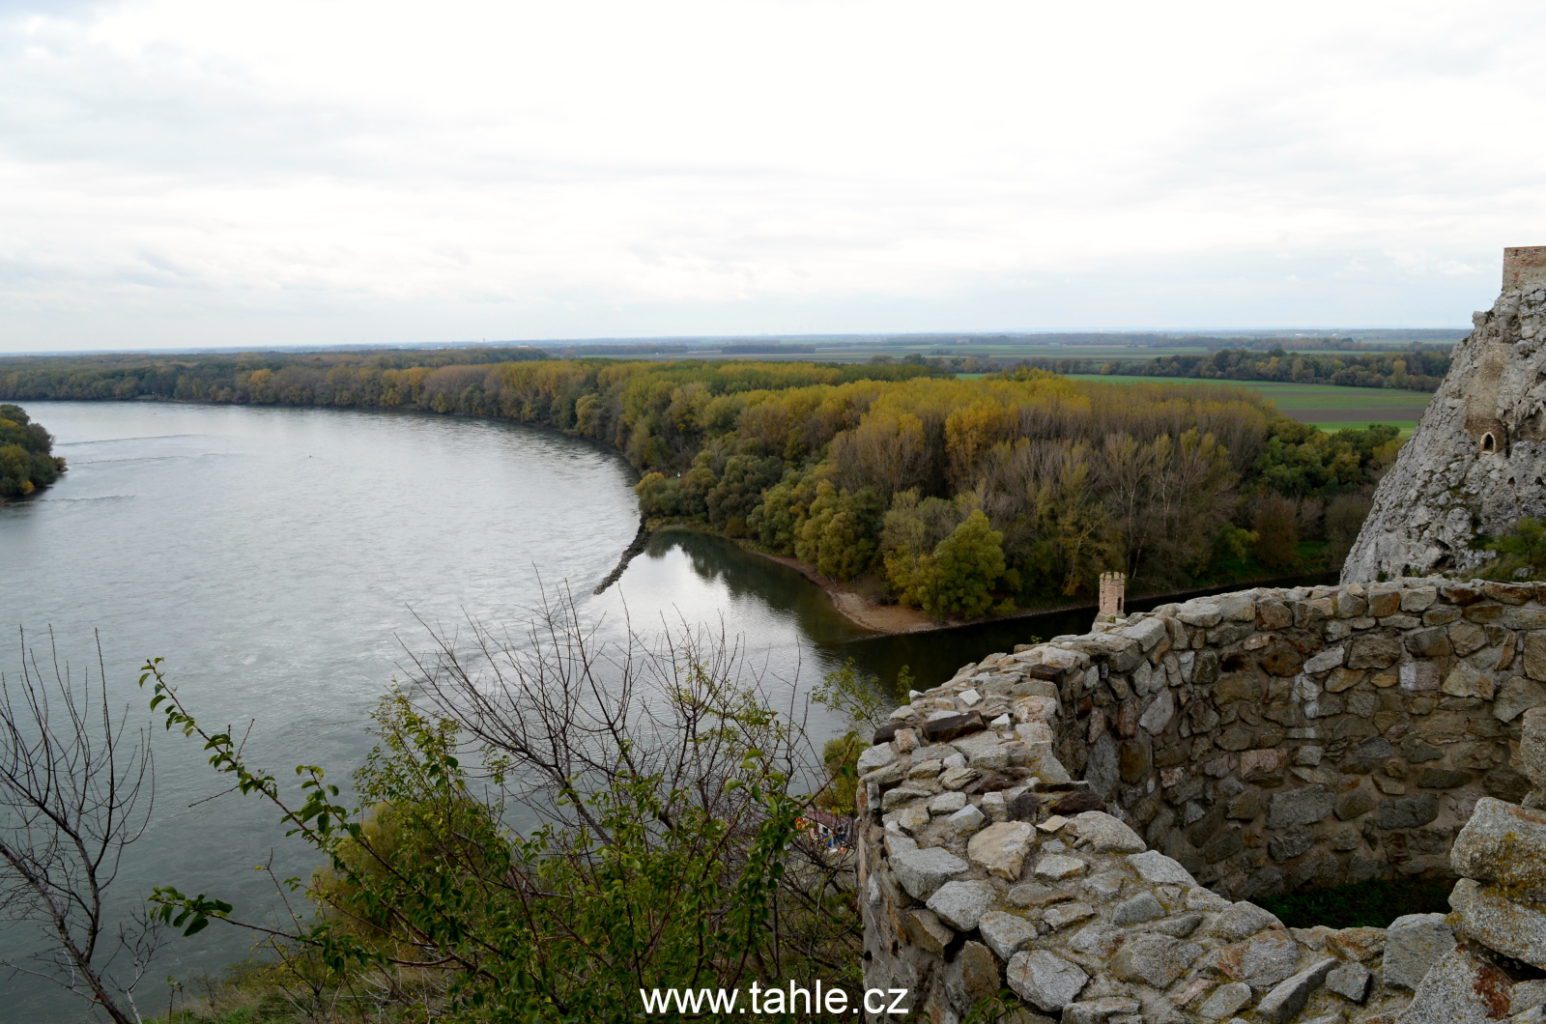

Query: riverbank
654 525 1338 638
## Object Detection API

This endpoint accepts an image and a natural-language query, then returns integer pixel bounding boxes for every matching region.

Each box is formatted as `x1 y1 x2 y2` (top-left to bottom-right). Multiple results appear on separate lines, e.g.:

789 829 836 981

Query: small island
0 403 66 500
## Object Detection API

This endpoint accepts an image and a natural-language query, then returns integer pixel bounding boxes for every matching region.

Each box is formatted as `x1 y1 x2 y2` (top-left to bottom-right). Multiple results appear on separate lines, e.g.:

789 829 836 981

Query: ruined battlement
1503 245 1546 291
858 578 1546 1023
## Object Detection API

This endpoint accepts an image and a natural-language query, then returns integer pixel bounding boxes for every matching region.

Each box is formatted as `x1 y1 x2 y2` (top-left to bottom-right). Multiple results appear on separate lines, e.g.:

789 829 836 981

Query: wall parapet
858 577 1546 1023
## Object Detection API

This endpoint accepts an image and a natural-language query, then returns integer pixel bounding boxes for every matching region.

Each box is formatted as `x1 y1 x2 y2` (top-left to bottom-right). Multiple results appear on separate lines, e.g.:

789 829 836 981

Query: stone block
903 908 954 954
1383 913 1456 990
1377 794 1439 829
1348 633 1403 669
1495 676 1546 722
1211 929 1301 989
892 846 969 901
1255 957 1335 1023
1067 811 1145 852
1449 620 1490 656
1525 635 1546 682
1405 626 1453 658
1523 707 1546 791
1267 786 1334 828
1325 961 1372 1002
1450 878 1546 968
978 909 1036 959
1007 949 1089 1013
1129 849 1197 885
1111 932 1202 988
1394 945 1514 1024
926 879 997 931
968 821 1036 881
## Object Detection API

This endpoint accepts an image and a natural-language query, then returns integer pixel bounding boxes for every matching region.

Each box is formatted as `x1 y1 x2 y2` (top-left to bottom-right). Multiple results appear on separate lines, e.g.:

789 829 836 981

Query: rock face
1344 249 1546 581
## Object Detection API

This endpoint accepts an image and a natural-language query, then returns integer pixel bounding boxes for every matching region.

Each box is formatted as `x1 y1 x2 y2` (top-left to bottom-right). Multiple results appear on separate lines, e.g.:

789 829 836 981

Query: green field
1064 374 1430 435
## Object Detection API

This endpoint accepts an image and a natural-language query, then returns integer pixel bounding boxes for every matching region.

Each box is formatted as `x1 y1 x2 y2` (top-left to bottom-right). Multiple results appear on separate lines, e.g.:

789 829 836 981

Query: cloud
1 0 1544 350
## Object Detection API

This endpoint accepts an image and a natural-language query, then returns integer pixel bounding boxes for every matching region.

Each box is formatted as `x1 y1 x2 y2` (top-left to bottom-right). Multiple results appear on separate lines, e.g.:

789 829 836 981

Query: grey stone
1033 853 1087 880
904 908 954 954
925 879 997 932
1304 645 1346 674
880 785 931 812
1524 707 1546 791
1177 599 1223 627
929 790 967 814
1326 961 1372 1003
1377 794 1440 829
890 804 930 834
857 743 897 775
1084 870 1127 901
1128 849 1197 885
1497 676 1546 722
944 803 987 835
977 909 1037 959
1450 797 1546 898
1255 957 1336 1023
968 821 1037 881
1450 877 1546 967
1214 930 1301 989
1395 945 1515 1024
1267 786 1334 828
1062 997 1142 1024
891 846 969 900
951 729 1013 770
1152 912 1205 937
1197 981 1253 1020
1111 932 1203 989
1044 901 1096 930
1068 811 1146 852
1347 633 1402 669
1140 688 1176 734
1006 949 1090 1013
1206 901 1284 940
1384 913 1457 990
1112 891 1165 925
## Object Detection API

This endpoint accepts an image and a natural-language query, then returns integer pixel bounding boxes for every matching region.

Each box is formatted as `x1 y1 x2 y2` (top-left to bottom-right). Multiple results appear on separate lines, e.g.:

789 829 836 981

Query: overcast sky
2 0 1544 352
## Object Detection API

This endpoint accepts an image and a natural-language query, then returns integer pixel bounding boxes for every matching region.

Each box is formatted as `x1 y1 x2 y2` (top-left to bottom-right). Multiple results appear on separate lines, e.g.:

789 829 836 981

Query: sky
2 0 1545 353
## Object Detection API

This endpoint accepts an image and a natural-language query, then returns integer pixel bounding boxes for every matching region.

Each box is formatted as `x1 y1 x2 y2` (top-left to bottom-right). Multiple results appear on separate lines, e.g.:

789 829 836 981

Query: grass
1260 877 1455 929
1063 374 1428 435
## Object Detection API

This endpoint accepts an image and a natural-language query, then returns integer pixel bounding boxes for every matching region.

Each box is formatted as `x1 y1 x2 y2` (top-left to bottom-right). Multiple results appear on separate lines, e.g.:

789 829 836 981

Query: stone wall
1055 578 1541 901
857 578 1546 1023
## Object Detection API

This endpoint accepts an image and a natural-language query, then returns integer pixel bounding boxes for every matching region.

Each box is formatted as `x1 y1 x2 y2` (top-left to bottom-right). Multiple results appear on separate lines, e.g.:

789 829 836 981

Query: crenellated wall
857 578 1546 1024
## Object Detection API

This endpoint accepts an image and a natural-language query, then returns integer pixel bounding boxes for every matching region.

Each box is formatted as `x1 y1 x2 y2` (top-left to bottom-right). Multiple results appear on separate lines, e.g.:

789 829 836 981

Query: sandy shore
653 526 1336 638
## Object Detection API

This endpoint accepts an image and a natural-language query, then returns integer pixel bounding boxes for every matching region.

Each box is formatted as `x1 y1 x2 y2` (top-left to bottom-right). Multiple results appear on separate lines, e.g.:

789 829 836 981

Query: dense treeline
0 353 1404 617
0 403 66 499
0 346 549 404
1020 347 1450 391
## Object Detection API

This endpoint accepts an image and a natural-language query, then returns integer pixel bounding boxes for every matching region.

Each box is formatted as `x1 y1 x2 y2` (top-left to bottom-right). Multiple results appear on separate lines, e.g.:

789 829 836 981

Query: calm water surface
0 401 1114 1022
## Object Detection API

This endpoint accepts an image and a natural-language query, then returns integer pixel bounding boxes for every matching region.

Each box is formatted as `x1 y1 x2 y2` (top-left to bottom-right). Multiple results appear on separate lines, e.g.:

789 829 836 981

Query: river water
0 401 1122 1022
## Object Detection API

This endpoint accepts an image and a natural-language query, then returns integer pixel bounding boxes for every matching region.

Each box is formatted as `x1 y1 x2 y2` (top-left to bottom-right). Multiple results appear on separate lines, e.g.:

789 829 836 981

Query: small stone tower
1343 246 1546 581
1503 245 1546 290
1096 571 1126 623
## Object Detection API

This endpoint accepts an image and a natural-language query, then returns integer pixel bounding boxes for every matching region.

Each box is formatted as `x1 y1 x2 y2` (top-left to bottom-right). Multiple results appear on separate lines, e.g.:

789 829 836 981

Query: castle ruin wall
858 578 1546 1023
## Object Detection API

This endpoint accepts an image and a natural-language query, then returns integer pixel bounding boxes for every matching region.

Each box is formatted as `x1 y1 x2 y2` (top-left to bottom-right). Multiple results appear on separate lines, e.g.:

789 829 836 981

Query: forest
1018 347 1450 391
0 354 1403 618
0 403 66 499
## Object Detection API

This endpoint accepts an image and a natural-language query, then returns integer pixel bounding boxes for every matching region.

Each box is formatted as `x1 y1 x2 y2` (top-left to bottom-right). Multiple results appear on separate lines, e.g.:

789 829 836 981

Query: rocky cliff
1343 249 1546 582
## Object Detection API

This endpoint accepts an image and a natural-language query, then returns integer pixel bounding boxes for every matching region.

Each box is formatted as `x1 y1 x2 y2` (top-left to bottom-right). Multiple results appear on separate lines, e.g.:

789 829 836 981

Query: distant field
1064 374 1430 435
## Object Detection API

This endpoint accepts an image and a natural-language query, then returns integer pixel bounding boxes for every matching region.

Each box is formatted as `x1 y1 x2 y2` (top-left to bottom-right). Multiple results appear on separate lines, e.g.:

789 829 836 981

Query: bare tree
0 630 159 1024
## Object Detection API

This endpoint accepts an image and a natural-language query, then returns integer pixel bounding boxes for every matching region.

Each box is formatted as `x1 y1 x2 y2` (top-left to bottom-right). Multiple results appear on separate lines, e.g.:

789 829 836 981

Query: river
0 400 1177 1022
